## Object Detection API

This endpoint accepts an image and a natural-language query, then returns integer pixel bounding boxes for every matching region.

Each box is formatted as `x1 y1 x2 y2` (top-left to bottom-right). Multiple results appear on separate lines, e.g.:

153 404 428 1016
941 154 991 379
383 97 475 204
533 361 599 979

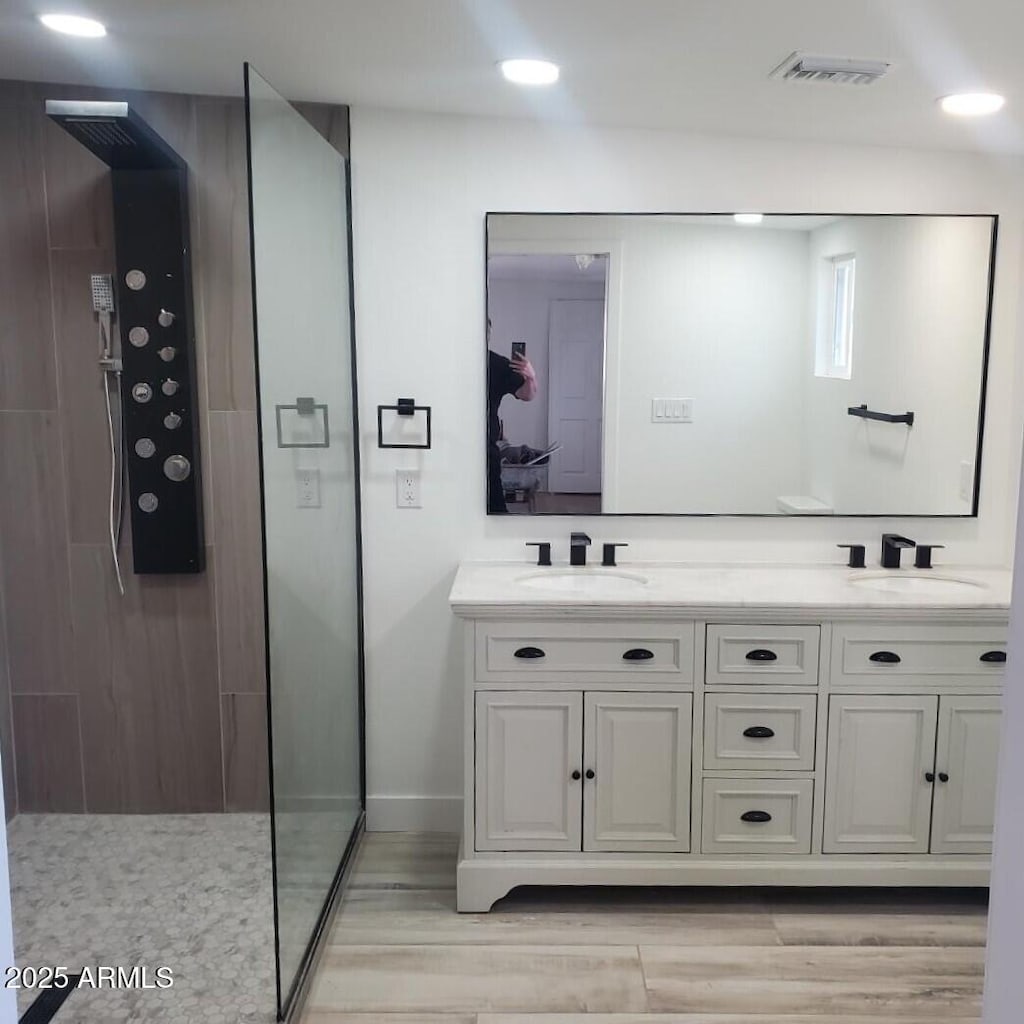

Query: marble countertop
449 561 1013 620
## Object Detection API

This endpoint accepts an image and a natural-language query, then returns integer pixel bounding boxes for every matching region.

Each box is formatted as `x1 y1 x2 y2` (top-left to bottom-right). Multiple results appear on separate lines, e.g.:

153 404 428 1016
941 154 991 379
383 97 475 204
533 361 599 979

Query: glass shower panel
244 65 363 1017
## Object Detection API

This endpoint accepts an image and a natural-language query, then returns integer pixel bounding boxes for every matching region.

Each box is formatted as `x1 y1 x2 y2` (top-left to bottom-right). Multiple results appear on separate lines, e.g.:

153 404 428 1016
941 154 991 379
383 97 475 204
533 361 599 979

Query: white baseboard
366 795 462 833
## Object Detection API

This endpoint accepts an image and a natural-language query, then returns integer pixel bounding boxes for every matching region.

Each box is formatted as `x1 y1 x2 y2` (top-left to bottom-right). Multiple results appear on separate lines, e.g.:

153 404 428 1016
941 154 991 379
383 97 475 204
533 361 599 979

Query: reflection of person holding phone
487 326 538 513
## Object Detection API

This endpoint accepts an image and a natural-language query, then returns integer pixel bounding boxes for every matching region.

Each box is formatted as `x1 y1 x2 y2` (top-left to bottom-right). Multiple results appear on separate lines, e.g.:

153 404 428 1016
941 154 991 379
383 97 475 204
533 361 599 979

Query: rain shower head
44 100 185 170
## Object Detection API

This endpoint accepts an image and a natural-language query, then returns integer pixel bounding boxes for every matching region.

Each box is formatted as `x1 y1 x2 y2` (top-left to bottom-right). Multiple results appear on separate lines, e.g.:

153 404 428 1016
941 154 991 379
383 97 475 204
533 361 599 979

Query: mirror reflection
486 213 996 517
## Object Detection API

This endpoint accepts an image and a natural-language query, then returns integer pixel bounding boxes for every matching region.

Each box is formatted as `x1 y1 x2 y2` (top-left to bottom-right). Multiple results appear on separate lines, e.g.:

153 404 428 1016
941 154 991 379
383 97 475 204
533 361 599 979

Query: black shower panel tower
45 100 205 574
113 168 204 573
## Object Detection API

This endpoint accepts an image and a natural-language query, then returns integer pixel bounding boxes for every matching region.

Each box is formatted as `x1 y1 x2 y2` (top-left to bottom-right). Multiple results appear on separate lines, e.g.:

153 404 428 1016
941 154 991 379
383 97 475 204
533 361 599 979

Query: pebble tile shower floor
7 814 276 1023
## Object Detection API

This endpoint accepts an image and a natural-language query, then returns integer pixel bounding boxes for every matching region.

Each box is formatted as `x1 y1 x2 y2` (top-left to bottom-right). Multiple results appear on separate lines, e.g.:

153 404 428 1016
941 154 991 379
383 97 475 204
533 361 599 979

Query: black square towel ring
377 398 432 449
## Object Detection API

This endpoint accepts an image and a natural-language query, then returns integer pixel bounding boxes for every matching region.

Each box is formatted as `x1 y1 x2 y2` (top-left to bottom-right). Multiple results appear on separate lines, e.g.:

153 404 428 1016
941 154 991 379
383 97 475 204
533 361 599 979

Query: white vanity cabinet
451 564 1009 912
824 693 1003 855
475 690 693 854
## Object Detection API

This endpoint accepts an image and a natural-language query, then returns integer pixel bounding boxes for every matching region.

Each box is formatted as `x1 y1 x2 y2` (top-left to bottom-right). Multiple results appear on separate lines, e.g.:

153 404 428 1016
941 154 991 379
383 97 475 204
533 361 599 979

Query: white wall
803 216 993 514
350 107 1024 830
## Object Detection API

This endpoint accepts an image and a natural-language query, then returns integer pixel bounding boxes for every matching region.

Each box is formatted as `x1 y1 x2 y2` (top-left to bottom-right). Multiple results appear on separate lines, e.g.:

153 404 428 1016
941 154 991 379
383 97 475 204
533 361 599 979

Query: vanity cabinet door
931 695 1002 854
475 691 583 852
823 695 938 854
583 692 692 852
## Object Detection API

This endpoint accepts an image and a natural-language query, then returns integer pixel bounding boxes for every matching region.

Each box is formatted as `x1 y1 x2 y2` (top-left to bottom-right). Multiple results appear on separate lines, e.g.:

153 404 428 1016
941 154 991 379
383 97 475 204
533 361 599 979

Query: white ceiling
489 253 608 283
2 0 1024 154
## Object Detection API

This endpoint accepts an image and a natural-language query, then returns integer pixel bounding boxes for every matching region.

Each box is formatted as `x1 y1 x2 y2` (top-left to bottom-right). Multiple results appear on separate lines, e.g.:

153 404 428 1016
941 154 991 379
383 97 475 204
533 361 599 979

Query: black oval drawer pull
740 810 773 824
980 650 1006 664
745 649 778 662
513 646 546 660
623 648 654 661
571 770 581 781
869 650 901 664
925 771 935 783
743 726 776 739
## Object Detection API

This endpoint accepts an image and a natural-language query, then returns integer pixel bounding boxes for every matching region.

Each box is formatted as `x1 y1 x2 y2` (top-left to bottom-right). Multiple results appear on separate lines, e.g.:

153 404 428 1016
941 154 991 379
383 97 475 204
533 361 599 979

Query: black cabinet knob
571 770 581 781
939 772 950 783
745 649 778 662
513 646 545 659
742 726 776 739
623 648 654 661
869 650 901 664
740 810 772 823
585 769 596 780
925 771 935 783
980 650 1007 664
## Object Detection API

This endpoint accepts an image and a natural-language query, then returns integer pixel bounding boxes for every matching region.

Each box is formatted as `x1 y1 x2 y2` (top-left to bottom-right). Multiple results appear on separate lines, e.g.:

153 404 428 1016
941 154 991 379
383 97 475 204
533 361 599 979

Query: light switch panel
652 398 693 423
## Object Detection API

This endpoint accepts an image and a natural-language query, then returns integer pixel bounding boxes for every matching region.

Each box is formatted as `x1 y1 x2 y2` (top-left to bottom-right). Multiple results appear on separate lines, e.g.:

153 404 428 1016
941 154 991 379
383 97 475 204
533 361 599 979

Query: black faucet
570 532 592 566
881 534 916 569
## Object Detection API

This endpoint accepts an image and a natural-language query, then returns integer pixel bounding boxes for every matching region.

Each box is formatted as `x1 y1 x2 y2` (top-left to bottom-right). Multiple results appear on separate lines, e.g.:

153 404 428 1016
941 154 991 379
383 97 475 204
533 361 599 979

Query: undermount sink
517 570 650 595
847 571 986 596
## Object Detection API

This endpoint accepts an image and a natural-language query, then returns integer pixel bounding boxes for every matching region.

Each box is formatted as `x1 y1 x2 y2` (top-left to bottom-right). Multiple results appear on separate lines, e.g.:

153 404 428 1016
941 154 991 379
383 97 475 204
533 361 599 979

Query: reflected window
818 253 856 379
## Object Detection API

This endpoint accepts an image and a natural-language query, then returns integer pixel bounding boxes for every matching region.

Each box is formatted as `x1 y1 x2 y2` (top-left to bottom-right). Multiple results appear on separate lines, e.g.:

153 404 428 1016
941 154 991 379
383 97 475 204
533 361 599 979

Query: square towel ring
377 398 432 449
275 397 330 448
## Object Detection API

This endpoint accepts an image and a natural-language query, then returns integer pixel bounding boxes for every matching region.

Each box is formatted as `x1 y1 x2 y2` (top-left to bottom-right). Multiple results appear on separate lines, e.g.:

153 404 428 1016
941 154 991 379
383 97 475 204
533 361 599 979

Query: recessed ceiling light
939 92 1005 117
499 59 560 86
734 213 764 225
39 13 107 37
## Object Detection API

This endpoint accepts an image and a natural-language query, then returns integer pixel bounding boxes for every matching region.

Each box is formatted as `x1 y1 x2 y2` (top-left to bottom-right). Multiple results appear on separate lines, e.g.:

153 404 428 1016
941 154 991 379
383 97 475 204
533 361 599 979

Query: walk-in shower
46 99 205 575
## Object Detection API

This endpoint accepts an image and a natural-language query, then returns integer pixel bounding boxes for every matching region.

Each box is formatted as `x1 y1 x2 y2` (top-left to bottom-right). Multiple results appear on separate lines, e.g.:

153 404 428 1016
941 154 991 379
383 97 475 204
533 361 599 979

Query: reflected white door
548 299 604 494
931 695 1002 854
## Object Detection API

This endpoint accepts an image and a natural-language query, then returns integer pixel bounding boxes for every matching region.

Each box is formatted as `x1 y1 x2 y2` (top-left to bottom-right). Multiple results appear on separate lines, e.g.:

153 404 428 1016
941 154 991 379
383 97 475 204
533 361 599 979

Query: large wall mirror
485 213 997 517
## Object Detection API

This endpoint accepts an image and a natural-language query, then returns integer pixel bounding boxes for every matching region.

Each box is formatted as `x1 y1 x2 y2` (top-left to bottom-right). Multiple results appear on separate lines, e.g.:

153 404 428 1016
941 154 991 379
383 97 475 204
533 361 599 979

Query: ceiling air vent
770 52 891 86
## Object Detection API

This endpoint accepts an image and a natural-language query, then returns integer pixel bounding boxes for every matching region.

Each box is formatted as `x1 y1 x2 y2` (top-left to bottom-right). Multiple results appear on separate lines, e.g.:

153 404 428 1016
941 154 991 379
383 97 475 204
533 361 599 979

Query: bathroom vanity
449 561 1011 912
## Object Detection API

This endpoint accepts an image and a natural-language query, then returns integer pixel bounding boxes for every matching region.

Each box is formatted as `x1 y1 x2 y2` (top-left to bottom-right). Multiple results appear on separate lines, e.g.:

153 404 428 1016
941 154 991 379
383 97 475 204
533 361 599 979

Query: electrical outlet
296 468 321 508
396 468 421 508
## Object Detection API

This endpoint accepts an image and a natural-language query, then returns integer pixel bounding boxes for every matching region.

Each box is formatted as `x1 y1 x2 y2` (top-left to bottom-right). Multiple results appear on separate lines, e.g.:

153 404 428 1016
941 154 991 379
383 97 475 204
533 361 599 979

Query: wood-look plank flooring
301 833 987 1023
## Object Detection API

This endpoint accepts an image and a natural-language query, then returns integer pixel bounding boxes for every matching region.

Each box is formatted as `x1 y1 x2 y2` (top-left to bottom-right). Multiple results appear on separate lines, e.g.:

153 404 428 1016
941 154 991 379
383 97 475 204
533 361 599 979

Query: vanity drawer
701 778 813 854
705 625 820 686
831 624 1008 688
476 621 695 684
703 693 817 771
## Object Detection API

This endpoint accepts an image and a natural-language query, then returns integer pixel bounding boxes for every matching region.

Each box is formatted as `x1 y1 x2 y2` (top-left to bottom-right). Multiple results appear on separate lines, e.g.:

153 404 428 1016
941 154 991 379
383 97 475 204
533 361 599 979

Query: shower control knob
134 438 156 459
163 455 191 482
163 412 182 431
131 382 153 404
128 326 150 348
161 378 180 397
138 492 159 513
157 309 176 328
157 346 177 362
125 269 147 291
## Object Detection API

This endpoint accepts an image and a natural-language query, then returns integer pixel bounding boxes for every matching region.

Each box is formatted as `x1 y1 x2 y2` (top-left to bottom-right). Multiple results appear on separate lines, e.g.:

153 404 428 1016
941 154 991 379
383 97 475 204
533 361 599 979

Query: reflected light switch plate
652 398 693 423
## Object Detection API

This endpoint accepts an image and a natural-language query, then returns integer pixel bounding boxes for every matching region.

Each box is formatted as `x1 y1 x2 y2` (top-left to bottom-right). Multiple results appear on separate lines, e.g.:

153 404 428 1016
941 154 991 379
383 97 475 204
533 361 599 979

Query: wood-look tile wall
0 79 349 816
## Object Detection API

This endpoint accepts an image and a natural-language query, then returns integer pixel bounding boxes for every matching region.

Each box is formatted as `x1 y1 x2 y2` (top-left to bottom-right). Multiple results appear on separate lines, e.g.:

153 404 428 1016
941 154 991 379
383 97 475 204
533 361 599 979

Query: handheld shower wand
92 274 125 596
